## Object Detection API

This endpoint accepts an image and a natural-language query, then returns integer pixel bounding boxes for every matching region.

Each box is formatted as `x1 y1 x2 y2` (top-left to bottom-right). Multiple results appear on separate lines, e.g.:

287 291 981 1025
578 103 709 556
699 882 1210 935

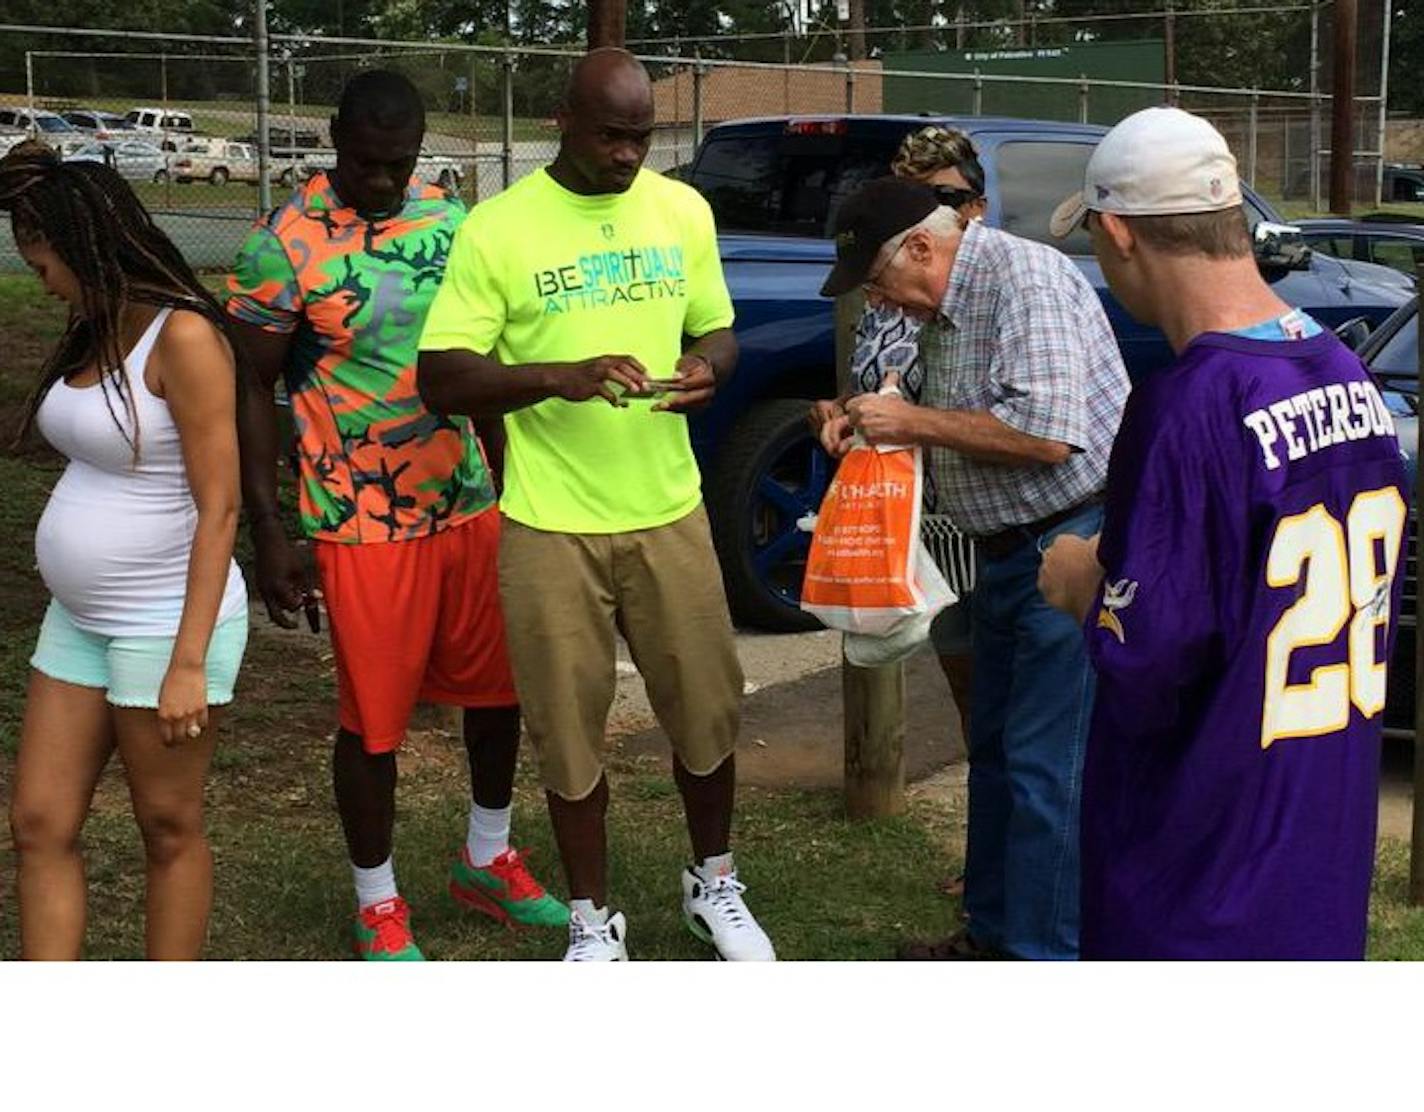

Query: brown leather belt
975 497 1102 562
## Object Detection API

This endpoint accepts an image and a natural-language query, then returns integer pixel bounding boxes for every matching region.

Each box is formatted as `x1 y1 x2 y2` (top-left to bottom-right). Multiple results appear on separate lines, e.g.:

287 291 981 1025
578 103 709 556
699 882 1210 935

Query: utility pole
1330 0 1358 214
848 0 867 61
588 0 627 49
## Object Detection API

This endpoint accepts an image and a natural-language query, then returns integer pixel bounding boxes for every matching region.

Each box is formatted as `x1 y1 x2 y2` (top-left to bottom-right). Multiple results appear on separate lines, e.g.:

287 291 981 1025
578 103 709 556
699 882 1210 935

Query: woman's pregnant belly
35 466 198 637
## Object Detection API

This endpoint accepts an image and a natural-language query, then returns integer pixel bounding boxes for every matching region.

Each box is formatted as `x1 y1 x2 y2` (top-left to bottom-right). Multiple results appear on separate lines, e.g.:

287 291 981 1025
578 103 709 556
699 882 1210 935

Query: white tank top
34 308 247 637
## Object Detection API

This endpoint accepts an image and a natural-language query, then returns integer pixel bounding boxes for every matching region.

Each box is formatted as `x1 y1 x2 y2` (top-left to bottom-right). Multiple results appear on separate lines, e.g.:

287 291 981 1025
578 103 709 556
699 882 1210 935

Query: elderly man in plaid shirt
816 177 1129 960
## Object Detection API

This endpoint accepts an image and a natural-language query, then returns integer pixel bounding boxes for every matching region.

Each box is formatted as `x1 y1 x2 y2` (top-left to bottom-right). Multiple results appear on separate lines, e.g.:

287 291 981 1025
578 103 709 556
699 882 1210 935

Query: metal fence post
501 50 515 192
1310 3 1321 210
972 68 983 116
1248 88 1260 189
25 51 35 128
692 57 705 151
255 0 273 212
1282 111 1291 198
1079 74 1089 124
1377 0 1391 207
1414 251 1424 907
846 60 855 115
286 53 297 155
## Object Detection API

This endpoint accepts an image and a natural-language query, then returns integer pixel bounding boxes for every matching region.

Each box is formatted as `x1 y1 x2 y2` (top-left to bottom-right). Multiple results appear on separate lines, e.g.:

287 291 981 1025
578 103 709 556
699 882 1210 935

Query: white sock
699 851 735 878
570 899 608 926
352 856 398 910
466 803 512 867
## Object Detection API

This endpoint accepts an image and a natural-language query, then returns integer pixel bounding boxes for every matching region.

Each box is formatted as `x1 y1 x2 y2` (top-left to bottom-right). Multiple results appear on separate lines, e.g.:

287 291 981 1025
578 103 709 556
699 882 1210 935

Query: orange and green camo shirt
226 172 495 545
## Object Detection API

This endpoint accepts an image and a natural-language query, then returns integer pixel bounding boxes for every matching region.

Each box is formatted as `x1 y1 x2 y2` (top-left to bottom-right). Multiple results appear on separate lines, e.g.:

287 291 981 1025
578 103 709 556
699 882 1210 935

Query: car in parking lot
1384 164 1424 204
125 107 196 136
0 125 27 157
63 139 170 182
61 109 137 142
1294 214 1424 280
0 107 88 156
170 137 261 185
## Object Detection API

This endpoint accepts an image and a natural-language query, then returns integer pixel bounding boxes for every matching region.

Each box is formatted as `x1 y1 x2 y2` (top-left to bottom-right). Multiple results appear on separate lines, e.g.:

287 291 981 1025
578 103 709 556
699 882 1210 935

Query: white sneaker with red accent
563 909 629 961
681 857 776 961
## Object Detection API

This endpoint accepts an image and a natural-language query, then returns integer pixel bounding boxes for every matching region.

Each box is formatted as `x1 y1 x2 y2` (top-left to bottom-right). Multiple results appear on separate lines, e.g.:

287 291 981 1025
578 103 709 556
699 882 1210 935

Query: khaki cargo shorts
498 504 744 801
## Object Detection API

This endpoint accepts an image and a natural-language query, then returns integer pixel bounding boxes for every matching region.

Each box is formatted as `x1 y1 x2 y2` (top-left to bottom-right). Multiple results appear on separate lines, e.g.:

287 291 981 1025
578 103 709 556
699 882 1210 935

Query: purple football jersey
1081 330 1409 960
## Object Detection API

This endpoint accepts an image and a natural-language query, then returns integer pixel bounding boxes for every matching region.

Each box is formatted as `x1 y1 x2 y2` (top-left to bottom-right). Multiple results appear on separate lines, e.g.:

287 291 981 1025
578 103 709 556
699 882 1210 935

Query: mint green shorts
30 599 249 709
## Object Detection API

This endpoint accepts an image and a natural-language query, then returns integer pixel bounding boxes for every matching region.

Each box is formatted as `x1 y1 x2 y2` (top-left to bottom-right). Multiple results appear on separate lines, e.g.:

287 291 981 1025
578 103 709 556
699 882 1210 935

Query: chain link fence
0 23 1399 274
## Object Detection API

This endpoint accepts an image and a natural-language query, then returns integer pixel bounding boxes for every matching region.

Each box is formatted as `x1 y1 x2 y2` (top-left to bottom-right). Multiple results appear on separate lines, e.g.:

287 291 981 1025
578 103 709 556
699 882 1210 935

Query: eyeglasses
862 237 908 295
933 185 983 210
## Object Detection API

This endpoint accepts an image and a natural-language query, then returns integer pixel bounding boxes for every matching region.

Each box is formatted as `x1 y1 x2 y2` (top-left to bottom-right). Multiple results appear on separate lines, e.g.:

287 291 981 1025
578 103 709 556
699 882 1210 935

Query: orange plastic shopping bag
800 432 954 647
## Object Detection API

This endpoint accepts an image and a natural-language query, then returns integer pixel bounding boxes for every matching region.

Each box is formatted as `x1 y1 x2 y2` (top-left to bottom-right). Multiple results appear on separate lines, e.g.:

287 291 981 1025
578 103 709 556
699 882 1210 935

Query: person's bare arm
651 327 739 413
229 319 318 631
845 381 1072 467
417 349 652 418
153 311 242 745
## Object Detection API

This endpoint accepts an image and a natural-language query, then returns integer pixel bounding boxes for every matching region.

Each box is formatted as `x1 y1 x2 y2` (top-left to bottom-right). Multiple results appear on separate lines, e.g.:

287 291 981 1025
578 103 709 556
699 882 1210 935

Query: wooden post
588 0 627 50
835 290 908 819
844 658 908 818
1412 254 1424 906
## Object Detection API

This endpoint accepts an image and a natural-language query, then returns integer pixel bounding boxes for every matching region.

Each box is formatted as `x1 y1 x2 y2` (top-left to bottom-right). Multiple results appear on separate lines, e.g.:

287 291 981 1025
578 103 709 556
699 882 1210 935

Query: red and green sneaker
352 897 425 961
449 847 570 929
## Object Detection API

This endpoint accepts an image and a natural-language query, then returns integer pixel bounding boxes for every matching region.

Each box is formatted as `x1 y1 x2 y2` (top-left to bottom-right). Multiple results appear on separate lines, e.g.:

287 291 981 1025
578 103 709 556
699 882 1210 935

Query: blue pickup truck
682 114 1415 632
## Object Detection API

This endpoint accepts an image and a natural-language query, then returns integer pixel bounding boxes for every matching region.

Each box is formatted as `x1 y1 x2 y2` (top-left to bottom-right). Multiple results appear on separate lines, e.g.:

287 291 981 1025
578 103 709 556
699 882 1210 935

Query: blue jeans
963 504 1101 960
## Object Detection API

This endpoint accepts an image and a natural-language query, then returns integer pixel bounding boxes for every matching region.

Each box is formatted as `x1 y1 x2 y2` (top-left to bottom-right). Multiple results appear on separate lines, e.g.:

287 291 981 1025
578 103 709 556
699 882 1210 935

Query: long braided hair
0 140 238 458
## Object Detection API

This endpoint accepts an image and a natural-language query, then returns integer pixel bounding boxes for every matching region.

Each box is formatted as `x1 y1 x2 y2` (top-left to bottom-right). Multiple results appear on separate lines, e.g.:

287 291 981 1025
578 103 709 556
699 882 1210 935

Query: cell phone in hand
621 378 682 399
304 594 322 633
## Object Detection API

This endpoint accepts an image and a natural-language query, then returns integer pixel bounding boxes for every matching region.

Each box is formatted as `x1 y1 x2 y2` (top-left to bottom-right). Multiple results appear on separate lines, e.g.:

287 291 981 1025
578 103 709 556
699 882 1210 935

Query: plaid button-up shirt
918 220 1129 536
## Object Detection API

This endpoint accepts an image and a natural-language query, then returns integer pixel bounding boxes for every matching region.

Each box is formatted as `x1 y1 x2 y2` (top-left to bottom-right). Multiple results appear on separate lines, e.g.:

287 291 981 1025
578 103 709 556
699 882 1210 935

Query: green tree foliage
4 1 1418 120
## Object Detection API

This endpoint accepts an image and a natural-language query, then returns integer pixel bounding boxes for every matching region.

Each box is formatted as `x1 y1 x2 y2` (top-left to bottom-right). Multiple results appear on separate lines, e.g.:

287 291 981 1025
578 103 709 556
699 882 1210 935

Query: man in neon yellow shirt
418 49 774 961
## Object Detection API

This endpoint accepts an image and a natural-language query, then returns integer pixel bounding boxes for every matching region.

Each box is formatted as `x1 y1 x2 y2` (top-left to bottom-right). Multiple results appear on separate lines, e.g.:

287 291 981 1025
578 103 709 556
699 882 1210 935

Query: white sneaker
563 909 629 961
682 859 776 961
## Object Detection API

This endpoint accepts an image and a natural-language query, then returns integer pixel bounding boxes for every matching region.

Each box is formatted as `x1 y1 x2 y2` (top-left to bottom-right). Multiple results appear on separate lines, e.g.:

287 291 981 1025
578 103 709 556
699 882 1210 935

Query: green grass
1266 196 1424 222
1 763 958 961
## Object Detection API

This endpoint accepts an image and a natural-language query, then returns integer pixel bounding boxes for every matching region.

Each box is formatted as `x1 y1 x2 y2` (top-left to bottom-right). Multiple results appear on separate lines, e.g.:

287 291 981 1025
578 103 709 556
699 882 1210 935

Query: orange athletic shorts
314 509 517 753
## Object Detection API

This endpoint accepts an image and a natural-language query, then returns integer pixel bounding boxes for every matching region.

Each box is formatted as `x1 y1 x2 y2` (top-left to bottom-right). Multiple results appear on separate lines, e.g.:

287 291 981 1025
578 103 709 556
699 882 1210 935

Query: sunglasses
933 185 983 210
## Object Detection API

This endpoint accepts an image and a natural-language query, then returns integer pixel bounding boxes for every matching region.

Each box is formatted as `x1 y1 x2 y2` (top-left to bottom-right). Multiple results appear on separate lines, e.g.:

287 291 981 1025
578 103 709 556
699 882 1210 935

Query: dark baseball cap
820 177 942 298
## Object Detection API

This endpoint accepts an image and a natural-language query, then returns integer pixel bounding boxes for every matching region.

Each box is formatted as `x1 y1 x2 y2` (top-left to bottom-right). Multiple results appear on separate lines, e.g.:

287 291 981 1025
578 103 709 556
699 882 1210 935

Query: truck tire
705 398 832 633
209 166 229 186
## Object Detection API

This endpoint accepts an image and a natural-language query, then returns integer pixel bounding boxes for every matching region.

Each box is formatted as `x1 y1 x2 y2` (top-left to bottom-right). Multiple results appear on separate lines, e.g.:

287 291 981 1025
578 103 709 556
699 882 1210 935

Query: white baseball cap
1049 106 1242 239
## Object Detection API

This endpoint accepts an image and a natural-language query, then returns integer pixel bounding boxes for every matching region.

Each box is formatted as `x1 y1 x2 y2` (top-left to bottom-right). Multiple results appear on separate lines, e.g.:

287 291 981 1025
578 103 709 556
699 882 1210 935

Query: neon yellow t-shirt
419 167 735 534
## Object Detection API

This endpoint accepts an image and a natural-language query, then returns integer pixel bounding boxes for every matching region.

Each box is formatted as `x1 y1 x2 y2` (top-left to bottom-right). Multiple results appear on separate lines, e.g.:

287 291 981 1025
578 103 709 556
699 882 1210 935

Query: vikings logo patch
1096 577 1139 644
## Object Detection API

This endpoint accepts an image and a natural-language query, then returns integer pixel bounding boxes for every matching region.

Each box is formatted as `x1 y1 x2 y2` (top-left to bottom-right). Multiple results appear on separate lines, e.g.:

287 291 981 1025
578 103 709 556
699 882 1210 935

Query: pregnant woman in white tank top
2 142 247 960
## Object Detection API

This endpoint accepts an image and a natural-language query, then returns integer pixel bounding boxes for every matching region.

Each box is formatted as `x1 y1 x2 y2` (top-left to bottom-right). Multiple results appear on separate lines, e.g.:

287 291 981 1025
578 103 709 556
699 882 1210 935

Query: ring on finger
187 722 203 738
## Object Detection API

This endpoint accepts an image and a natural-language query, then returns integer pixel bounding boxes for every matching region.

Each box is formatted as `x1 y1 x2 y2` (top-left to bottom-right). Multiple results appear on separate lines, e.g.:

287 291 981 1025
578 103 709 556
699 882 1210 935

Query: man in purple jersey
1040 107 1409 959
